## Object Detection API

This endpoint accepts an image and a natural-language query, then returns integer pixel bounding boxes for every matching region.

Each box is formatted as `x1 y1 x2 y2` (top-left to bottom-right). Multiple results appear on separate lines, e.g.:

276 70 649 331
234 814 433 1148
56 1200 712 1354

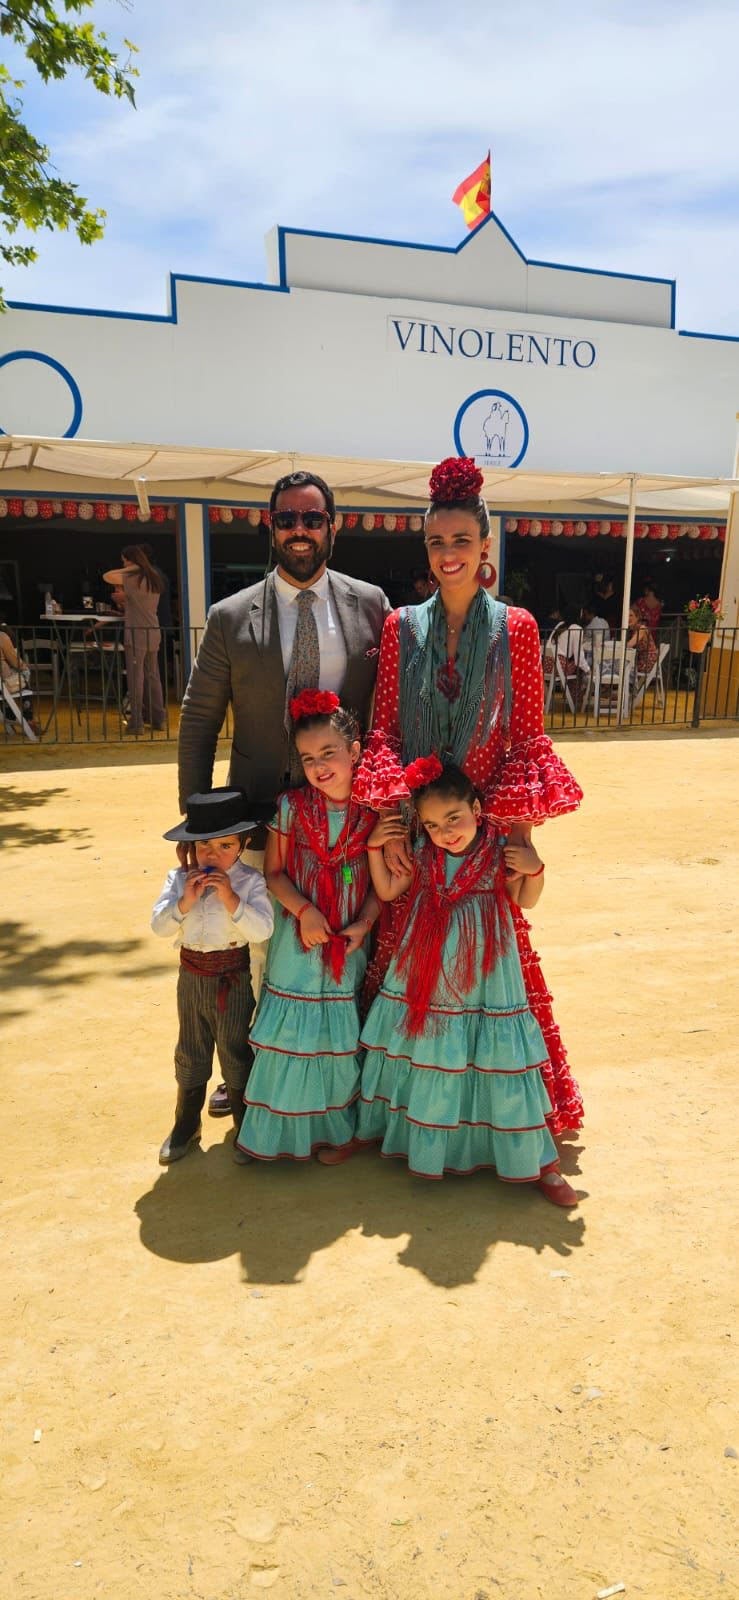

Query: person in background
594 573 621 631
103 545 166 734
581 598 611 645
626 604 657 677
637 580 662 635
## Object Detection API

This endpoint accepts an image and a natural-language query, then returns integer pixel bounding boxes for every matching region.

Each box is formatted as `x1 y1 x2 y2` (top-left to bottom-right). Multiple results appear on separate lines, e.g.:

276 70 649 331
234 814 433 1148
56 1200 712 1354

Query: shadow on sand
135 1137 587 1290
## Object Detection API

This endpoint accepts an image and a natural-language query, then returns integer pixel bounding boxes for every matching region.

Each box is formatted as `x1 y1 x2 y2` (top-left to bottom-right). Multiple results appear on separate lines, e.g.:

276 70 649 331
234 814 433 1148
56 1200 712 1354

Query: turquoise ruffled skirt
357 901 559 1181
236 910 366 1161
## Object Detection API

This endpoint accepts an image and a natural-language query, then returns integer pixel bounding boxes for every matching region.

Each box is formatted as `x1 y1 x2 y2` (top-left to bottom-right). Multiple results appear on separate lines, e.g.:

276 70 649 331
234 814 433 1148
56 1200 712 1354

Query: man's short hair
269 471 336 524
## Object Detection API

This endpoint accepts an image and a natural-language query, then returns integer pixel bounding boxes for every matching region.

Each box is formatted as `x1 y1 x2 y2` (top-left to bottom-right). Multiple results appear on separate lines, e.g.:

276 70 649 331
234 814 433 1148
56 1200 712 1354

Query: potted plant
684 595 722 654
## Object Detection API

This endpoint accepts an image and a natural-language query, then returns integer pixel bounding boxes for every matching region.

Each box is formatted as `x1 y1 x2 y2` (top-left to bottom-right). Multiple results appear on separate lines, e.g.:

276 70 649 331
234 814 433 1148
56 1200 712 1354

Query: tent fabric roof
1 435 738 512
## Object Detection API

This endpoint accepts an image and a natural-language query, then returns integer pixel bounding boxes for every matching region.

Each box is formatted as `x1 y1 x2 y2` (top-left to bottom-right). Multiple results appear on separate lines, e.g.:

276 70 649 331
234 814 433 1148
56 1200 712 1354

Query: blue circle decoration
0 349 83 438
453 387 529 469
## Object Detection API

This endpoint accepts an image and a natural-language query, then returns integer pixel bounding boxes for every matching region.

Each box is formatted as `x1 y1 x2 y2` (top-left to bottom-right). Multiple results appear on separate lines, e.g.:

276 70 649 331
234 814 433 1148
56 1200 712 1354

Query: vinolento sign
389 317 597 370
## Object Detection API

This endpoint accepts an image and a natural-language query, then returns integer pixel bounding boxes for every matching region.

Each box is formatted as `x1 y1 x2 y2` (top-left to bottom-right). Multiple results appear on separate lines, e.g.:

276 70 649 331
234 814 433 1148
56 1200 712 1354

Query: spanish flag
452 151 491 231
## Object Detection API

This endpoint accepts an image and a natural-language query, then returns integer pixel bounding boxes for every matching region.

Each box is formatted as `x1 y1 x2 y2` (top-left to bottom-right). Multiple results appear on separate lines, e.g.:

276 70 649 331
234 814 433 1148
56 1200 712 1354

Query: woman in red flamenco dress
365 457 584 1136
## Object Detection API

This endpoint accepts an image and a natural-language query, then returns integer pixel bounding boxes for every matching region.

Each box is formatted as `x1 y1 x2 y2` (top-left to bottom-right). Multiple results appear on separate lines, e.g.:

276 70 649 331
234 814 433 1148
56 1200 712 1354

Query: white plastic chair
1 679 37 740
592 641 636 719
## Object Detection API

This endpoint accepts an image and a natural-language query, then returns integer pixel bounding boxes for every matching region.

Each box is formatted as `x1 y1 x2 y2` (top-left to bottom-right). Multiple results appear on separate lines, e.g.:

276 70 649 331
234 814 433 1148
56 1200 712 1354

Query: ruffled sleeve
371 610 402 743
485 608 583 825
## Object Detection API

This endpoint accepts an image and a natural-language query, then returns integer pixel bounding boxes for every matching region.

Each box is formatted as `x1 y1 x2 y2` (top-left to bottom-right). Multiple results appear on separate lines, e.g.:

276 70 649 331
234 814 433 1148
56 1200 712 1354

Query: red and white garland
505 516 725 542
0 497 723 544
0 498 176 523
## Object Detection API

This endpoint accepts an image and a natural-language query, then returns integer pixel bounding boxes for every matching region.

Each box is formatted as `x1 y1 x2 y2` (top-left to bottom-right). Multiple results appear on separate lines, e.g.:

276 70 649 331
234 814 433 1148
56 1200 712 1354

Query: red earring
477 560 496 588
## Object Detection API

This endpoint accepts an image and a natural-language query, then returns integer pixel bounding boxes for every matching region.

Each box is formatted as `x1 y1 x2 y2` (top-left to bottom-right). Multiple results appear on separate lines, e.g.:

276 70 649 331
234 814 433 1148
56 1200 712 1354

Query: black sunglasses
271 510 330 532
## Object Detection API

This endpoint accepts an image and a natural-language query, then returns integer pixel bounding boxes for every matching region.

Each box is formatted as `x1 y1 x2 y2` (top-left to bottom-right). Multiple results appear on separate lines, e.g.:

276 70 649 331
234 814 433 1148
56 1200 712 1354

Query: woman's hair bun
428 457 484 504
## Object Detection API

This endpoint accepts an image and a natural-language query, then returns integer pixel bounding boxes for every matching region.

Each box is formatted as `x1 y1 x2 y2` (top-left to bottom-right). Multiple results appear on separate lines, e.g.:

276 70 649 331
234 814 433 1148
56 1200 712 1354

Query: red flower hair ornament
428 457 484 504
404 754 444 792
289 689 340 722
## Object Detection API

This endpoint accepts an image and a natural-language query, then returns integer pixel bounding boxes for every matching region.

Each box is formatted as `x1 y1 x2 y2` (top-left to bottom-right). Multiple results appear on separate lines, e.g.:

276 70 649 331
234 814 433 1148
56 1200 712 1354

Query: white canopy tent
2 433 737 636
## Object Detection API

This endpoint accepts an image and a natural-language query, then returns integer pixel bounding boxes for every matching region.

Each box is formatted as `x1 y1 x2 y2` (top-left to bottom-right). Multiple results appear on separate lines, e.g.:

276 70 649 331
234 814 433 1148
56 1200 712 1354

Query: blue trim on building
0 349 83 437
276 209 675 298
6 268 289 326
679 328 739 344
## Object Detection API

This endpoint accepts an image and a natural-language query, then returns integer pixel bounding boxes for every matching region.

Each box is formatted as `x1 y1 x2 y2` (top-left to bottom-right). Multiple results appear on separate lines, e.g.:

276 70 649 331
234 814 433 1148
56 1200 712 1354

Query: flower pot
687 629 711 654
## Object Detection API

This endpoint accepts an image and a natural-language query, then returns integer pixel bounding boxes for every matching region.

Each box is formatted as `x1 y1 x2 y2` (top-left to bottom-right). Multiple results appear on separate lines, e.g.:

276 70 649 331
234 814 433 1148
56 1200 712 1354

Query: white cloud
2 0 739 330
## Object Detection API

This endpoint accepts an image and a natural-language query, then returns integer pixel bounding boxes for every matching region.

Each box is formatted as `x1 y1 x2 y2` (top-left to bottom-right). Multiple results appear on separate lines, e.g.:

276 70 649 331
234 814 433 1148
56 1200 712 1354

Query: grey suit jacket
178 569 391 814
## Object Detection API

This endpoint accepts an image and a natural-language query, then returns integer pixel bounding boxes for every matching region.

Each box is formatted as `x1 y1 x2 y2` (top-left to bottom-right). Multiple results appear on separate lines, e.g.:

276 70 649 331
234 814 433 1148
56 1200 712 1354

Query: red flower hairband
428 456 484 503
289 689 340 721
404 754 444 791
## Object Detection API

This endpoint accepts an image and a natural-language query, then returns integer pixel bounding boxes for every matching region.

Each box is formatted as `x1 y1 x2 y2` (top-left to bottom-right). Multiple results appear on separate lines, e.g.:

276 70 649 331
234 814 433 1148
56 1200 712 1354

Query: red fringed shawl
284 787 376 982
394 821 511 1035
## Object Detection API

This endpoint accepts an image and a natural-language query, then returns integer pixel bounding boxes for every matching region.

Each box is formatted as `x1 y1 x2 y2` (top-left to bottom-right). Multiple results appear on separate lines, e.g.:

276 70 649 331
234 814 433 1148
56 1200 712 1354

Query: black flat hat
163 788 257 842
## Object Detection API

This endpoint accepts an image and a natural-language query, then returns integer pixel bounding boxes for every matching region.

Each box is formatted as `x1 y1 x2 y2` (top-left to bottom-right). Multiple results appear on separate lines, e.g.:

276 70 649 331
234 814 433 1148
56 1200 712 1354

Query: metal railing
3 620 738 745
541 622 739 730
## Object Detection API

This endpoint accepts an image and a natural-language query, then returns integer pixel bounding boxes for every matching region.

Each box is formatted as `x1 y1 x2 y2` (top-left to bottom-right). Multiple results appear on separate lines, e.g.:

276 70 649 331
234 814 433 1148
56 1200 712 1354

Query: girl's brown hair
121 544 165 594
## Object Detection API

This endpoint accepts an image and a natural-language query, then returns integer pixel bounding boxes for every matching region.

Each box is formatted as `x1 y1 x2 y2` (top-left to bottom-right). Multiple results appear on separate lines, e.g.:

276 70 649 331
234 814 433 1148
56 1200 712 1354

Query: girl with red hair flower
234 691 381 1166
368 457 584 1136
357 758 577 1203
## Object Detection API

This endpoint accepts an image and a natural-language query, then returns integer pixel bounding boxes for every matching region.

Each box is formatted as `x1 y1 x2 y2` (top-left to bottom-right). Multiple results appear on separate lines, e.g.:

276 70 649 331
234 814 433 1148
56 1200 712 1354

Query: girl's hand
503 840 543 877
368 810 407 849
178 868 209 913
298 905 332 948
340 919 372 955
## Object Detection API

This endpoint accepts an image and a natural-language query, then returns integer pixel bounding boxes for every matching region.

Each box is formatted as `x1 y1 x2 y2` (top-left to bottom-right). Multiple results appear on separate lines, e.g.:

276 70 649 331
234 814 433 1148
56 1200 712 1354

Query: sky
2 0 739 332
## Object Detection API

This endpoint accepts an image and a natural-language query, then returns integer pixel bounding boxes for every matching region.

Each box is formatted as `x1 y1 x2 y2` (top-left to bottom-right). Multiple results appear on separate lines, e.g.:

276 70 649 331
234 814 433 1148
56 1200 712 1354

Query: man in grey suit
178 470 391 1110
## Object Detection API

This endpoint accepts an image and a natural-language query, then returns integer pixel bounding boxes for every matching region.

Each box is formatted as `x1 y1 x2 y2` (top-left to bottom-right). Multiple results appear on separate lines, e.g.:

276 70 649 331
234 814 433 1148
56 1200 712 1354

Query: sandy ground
1 732 738 1600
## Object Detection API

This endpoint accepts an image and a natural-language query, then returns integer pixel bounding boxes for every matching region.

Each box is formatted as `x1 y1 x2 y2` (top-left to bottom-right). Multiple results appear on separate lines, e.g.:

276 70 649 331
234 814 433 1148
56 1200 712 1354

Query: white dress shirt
151 860 274 951
273 569 347 693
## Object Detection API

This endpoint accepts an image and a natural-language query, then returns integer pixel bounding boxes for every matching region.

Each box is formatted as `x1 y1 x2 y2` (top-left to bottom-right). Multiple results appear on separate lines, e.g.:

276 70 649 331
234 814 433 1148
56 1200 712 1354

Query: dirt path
2 734 737 1600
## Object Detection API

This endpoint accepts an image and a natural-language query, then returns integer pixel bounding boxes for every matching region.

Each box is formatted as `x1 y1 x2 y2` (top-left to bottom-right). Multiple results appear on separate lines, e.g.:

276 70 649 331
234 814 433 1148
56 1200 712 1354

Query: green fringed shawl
397 590 511 766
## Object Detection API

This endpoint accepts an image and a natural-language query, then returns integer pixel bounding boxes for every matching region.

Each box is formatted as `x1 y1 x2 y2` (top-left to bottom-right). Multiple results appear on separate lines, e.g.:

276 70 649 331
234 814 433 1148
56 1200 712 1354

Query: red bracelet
367 845 384 852
295 902 311 921
529 863 545 878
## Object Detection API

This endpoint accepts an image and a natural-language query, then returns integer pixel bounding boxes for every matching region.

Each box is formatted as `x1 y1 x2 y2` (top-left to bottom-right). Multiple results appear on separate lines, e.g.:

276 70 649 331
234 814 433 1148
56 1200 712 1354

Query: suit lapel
248 572 286 686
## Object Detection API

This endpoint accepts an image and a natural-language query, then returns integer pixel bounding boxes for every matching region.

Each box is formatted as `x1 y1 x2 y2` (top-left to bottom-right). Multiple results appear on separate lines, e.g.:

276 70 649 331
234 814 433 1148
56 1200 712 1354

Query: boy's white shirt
151 860 274 951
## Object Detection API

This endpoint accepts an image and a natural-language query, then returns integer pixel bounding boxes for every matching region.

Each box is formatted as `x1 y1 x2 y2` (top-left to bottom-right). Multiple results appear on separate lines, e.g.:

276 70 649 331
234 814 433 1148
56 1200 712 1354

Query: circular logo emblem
453 388 529 469
0 350 83 438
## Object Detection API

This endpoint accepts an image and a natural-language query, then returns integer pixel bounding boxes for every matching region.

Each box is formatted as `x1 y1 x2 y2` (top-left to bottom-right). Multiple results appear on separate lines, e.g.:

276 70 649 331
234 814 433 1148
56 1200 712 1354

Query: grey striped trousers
173 964 254 1092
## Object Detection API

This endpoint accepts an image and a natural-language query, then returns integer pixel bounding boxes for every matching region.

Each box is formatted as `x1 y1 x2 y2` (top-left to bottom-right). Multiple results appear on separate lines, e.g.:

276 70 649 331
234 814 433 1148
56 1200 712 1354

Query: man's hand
297 905 332 949
176 840 198 871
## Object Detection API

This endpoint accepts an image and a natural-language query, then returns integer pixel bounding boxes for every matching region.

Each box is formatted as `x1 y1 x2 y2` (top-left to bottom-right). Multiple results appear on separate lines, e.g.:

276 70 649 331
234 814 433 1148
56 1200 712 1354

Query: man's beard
274 530 333 582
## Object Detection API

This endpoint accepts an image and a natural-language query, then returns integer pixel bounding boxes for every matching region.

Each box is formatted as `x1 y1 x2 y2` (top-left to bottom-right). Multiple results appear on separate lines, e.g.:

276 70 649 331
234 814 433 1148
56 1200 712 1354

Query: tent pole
616 475 638 726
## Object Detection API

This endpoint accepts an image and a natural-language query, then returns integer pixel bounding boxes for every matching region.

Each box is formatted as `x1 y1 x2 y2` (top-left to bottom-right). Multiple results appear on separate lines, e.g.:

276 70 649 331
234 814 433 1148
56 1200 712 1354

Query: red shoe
536 1173 579 1208
316 1139 362 1166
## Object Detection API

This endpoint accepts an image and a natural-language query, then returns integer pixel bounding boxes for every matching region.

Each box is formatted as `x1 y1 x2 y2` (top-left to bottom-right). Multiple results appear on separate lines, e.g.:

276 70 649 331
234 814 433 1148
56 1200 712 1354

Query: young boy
152 788 274 1164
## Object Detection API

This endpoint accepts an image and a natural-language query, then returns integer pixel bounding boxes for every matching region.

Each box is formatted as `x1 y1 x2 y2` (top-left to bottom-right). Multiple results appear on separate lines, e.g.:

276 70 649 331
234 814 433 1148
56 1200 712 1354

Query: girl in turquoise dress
357 757 578 1206
235 691 380 1165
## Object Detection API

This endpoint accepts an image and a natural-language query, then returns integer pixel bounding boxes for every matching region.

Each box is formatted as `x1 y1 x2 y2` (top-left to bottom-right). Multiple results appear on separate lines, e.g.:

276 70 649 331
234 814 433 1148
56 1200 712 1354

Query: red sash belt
180 946 250 1012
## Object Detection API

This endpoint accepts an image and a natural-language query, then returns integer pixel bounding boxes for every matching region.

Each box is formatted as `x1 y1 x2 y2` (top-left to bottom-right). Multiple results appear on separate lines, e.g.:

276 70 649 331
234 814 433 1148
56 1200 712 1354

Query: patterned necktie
285 589 320 780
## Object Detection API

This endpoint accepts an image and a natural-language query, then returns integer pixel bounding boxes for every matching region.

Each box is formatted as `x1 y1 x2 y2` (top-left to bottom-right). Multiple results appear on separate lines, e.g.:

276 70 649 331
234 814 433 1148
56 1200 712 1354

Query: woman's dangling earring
477 559 496 589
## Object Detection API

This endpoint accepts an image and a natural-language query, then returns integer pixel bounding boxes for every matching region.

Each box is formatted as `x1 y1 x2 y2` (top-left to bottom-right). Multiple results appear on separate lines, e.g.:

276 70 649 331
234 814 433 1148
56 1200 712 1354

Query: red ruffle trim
485 733 583 825
511 904 584 1135
352 730 409 810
